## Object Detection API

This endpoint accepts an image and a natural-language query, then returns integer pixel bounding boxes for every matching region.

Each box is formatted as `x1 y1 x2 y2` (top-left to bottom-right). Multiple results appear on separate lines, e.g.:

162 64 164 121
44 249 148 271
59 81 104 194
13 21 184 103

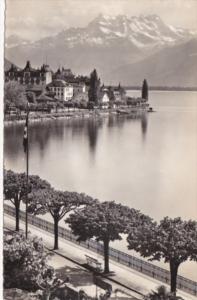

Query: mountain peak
140 14 161 21
87 13 119 26
85 13 196 47
6 13 197 84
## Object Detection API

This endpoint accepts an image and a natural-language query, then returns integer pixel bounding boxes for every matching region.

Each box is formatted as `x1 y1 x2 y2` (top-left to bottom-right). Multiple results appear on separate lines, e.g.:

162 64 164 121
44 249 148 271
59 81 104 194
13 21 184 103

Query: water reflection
4 114 147 165
87 118 101 153
107 113 148 133
4 117 105 162
30 121 63 156
107 113 148 142
4 124 24 159
66 118 103 154
141 113 148 139
107 115 117 128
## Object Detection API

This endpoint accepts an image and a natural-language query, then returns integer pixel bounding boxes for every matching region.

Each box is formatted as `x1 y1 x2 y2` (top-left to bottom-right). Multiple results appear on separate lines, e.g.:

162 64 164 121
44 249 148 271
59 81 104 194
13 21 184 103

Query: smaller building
47 80 73 101
113 84 126 101
72 82 86 95
53 67 75 81
36 93 55 104
26 86 44 98
113 90 121 102
35 93 57 112
61 68 74 78
99 89 110 108
100 84 126 104
127 96 148 107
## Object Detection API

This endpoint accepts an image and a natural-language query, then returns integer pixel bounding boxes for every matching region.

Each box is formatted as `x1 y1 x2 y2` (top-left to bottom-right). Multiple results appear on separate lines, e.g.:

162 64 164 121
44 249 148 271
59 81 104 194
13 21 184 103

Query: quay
4 107 149 125
4 204 197 299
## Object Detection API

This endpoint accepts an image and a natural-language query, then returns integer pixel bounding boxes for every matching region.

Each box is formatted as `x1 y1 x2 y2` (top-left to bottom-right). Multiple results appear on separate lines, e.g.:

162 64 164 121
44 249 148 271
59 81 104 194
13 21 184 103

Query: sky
5 0 197 40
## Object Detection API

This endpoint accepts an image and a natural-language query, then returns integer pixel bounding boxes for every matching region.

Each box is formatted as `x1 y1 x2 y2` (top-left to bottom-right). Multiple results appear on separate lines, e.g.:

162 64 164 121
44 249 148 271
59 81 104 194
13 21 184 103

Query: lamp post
24 103 29 239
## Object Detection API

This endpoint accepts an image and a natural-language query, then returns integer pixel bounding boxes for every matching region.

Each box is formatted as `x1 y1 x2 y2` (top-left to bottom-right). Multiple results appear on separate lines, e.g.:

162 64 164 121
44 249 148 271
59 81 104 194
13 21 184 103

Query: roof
100 90 110 100
71 82 85 87
53 75 83 84
8 64 18 72
23 60 36 72
37 93 54 102
26 86 43 91
47 79 68 87
41 64 52 72
5 61 52 76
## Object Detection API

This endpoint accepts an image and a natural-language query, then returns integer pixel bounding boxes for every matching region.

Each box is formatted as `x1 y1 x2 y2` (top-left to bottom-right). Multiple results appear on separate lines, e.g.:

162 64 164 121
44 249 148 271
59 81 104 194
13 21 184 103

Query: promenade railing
4 204 197 296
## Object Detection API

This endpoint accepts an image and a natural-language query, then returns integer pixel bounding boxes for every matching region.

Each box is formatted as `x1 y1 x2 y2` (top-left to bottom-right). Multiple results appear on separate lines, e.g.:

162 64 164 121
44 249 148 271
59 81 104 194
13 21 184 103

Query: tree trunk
43 290 50 300
15 202 20 231
103 239 110 273
170 260 179 295
54 217 59 250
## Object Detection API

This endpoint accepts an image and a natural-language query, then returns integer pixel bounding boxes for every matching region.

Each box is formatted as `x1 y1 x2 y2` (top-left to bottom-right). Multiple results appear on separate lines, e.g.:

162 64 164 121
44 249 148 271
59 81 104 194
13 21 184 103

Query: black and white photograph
1 0 197 299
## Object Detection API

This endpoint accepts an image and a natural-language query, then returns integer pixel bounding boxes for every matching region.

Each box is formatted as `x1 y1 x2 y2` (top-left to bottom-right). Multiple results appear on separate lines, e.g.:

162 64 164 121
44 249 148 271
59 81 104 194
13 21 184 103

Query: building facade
53 67 74 81
72 82 86 95
5 61 52 86
47 80 73 101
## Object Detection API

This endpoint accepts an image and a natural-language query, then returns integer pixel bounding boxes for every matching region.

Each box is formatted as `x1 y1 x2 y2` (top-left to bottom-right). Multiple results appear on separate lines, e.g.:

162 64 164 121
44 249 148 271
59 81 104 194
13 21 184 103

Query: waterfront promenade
4 214 196 300
4 106 147 125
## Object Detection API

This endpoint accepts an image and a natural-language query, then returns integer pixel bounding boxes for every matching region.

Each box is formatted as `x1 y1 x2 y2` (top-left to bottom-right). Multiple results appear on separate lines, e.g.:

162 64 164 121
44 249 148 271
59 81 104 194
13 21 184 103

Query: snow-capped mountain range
5 34 30 49
10 14 196 48
73 13 196 48
5 14 197 86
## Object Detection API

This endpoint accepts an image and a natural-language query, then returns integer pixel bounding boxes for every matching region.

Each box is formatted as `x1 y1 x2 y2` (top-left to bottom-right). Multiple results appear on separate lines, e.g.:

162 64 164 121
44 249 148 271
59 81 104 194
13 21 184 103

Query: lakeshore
4 106 149 125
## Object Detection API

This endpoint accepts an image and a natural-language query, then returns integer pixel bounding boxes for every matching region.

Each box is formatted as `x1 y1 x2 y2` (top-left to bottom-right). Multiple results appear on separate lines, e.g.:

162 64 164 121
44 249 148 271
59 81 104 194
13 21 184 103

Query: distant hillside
4 58 19 71
4 58 13 71
105 38 197 87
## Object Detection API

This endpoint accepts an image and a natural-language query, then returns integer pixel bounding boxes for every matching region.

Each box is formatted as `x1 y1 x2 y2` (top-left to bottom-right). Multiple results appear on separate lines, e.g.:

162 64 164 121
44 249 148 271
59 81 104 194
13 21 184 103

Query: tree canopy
28 188 96 249
142 79 148 100
26 91 37 104
4 81 27 110
127 217 197 294
145 285 184 300
88 69 100 105
4 170 50 200
4 170 50 231
4 231 53 291
66 201 137 273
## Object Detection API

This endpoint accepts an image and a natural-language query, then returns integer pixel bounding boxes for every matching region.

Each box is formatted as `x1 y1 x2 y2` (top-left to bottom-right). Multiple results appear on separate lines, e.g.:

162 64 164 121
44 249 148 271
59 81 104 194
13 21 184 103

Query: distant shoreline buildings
5 60 148 112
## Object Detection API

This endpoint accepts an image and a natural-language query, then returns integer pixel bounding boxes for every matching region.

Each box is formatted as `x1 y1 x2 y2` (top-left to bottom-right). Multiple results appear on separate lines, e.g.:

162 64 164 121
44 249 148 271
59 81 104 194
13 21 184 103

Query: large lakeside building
5 61 89 103
5 61 52 86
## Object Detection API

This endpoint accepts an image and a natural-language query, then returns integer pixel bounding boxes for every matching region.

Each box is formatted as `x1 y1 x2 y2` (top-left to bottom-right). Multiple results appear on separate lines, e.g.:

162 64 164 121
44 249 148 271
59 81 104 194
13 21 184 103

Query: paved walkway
4 215 196 300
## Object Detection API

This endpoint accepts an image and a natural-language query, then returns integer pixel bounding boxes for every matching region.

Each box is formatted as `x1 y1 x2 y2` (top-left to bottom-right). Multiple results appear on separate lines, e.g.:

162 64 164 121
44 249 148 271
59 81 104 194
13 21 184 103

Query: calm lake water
4 91 197 280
